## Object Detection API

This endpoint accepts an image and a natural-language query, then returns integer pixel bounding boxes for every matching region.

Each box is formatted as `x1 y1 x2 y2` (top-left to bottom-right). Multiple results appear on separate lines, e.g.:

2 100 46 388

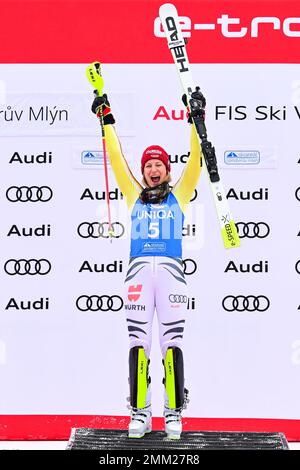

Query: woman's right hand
91 93 115 124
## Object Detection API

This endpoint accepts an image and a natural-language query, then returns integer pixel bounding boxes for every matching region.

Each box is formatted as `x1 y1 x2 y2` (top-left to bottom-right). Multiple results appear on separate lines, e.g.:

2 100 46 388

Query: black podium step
67 428 289 450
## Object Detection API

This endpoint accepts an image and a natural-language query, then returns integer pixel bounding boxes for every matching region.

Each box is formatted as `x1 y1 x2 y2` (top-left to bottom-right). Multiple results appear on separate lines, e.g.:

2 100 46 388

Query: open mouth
150 176 160 184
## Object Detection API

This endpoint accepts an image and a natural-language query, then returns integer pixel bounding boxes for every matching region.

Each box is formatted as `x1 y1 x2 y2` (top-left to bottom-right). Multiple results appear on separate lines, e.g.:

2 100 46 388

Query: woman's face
143 159 168 187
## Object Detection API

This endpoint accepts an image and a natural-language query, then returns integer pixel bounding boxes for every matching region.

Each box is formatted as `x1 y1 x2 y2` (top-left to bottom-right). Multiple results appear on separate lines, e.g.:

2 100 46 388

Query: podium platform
67 428 289 450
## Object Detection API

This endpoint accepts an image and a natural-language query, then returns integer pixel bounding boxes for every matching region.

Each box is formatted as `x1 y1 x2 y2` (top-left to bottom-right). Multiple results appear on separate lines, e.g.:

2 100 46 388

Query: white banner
0 64 299 419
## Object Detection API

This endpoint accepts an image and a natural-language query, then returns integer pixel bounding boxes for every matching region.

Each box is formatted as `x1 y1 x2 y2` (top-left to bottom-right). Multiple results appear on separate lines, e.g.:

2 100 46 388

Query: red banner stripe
1 1 300 63
0 415 299 441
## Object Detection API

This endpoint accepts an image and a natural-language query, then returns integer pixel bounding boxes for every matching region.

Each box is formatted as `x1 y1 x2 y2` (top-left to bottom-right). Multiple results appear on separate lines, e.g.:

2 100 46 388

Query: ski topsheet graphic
159 3 240 249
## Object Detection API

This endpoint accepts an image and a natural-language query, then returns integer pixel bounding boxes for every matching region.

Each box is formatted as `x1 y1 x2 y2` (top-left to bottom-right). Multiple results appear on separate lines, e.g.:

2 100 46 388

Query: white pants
124 256 188 358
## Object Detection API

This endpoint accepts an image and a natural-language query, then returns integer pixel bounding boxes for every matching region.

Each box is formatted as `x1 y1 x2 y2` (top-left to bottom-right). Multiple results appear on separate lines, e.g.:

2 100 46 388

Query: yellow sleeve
172 124 203 214
104 124 142 211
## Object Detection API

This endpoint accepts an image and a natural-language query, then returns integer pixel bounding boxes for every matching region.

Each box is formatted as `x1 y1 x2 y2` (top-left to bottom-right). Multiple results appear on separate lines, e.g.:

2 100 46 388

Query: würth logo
128 285 143 302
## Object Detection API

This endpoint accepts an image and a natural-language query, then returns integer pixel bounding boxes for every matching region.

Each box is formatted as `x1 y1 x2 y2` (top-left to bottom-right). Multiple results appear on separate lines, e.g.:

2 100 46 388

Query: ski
159 3 240 249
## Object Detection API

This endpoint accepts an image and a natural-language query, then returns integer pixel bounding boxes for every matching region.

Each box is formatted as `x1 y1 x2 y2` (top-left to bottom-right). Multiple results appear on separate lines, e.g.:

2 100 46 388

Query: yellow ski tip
86 61 104 95
221 220 241 249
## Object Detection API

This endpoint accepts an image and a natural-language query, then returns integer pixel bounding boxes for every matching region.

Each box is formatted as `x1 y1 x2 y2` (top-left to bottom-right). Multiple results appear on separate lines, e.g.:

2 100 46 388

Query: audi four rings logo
183 259 197 275
236 222 270 238
77 222 125 238
6 186 53 202
76 295 123 312
222 295 270 312
4 259 51 275
169 294 187 303
296 260 300 274
295 187 300 201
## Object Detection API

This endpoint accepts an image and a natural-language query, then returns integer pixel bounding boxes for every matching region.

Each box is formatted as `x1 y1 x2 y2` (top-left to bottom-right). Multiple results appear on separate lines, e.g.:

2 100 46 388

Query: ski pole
86 61 115 240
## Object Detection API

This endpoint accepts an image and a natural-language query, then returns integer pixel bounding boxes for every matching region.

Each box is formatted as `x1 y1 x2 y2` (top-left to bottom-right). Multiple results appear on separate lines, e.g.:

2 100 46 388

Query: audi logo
4 259 51 275
169 294 187 303
76 295 123 312
296 260 300 274
6 186 53 202
222 295 270 312
295 187 300 201
236 222 270 239
182 259 197 276
77 222 125 239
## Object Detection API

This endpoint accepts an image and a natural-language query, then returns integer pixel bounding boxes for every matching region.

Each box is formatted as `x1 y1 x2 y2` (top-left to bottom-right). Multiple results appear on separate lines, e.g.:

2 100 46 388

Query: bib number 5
148 222 159 238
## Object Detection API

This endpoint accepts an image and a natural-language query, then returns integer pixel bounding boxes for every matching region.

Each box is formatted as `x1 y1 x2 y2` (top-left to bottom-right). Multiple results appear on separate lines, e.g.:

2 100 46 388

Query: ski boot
164 388 189 439
128 404 152 438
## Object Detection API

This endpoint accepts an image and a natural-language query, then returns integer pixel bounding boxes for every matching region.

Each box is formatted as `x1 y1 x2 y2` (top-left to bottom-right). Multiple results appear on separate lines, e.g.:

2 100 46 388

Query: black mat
67 428 289 450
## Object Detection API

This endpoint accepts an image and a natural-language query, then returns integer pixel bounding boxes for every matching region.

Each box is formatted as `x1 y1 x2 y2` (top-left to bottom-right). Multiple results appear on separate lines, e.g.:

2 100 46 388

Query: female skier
92 89 204 439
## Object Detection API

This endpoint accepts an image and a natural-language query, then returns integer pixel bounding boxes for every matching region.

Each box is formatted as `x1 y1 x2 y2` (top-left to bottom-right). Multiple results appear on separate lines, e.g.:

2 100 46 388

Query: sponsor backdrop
0 0 300 440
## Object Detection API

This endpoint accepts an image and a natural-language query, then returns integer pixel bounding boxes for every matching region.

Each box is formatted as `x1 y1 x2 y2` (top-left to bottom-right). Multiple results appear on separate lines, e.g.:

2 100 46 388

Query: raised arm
92 94 142 211
172 89 206 214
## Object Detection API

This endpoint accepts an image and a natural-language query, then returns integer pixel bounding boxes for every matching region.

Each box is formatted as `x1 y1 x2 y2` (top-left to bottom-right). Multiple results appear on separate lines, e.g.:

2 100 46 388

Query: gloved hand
91 92 115 125
182 86 206 123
